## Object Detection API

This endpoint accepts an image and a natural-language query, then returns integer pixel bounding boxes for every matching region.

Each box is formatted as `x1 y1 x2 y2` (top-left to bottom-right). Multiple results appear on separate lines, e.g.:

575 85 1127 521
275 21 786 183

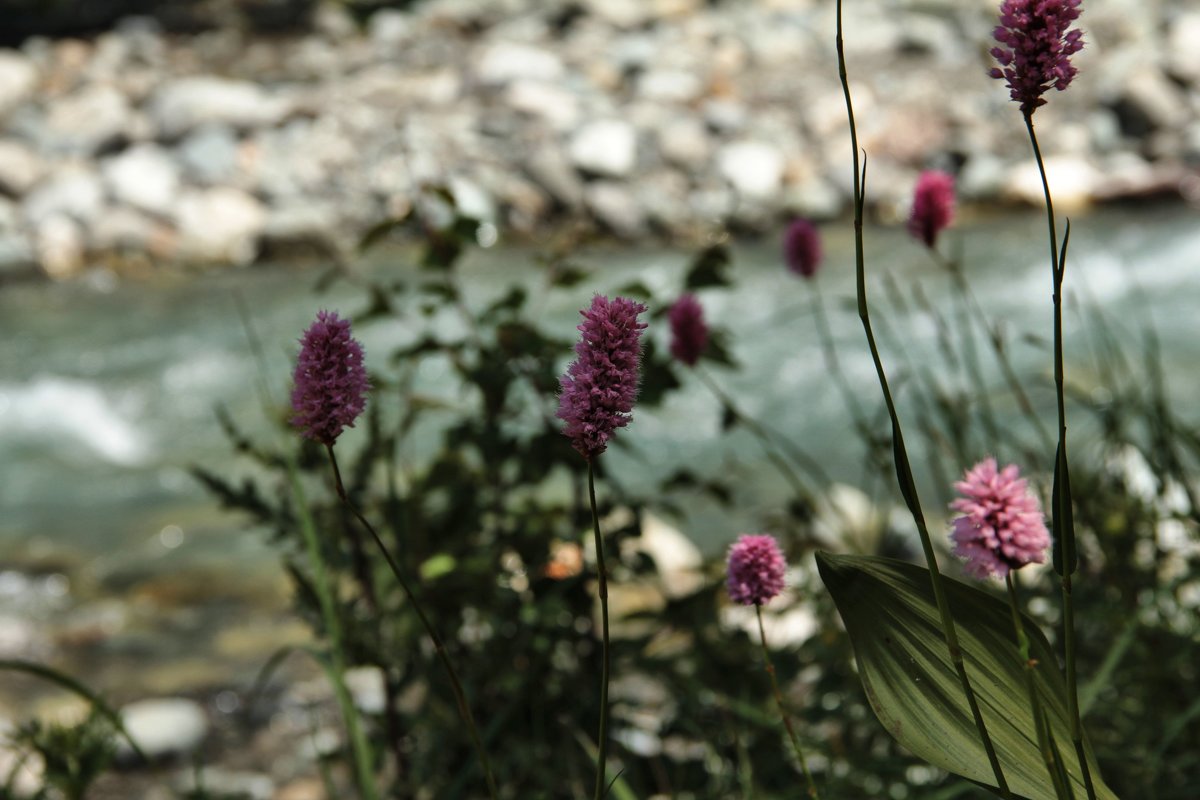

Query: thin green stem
325 445 498 800
286 463 379 800
232 300 378 800
1007 574 1071 800
1063 570 1094 799
836 2 1009 794
756 605 820 799
587 461 613 800
1024 114 1096 800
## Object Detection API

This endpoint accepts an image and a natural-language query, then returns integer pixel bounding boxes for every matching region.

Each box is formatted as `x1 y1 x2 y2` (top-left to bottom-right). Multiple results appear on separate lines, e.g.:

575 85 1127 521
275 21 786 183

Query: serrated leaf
637 340 681 406
613 281 653 300
358 214 409 253
354 283 396 324
684 244 732 289
721 402 738 432
816 553 1115 800
701 329 738 368
549 262 589 287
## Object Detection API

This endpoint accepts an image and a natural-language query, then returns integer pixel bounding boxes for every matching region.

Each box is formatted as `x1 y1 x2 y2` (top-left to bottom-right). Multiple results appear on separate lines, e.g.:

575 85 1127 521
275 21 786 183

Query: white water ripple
0 376 152 466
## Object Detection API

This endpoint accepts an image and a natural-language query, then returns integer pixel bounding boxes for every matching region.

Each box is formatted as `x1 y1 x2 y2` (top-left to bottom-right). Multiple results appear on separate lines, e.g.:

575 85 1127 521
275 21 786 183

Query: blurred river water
1 203 1198 709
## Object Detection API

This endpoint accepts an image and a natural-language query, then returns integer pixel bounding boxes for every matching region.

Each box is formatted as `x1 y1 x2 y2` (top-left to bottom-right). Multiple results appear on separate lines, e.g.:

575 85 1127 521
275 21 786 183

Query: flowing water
1 203 1198 709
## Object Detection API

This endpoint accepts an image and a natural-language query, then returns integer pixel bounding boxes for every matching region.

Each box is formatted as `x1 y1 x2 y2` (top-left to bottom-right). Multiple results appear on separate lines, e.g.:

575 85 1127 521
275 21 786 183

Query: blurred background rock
0 0 1197 280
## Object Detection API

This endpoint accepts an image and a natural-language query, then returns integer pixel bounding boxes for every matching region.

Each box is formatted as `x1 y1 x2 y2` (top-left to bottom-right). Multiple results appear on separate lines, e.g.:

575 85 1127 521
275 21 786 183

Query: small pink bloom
783 219 822 279
989 0 1085 117
949 458 1051 580
557 295 647 460
908 170 956 249
291 310 369 446
726 534 787 606
667 293 709 367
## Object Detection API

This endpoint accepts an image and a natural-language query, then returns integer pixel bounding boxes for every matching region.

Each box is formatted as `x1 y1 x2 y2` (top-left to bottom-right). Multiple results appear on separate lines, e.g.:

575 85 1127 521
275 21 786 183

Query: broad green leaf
816 553 1117 800
0 658 146 762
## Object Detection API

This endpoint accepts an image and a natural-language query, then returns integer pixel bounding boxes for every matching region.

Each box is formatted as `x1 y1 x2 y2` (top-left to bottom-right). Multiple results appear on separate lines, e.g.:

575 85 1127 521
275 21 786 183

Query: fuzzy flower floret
949 458 1051 579
989 0 1085 117
291 310 369 446
557 294 647 460
726 534 787 606
668 293 709 367
783 219 822 279
908 170 956 249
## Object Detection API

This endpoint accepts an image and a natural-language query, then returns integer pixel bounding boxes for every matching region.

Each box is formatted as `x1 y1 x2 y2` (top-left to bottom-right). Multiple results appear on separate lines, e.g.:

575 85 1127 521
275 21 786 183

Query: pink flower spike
783 218 822 279
949 458 1051 580
989 0 1085 117
291 310 369 446
668 293 709 367
727 534 787 606
908 170 956 249
557 294 647 460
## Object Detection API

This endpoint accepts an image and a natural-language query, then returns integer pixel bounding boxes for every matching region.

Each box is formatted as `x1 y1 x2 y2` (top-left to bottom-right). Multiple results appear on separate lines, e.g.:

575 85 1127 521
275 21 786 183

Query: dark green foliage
8 712 116 800
684 244 734 290
194 195 1199 798
199 196 847 798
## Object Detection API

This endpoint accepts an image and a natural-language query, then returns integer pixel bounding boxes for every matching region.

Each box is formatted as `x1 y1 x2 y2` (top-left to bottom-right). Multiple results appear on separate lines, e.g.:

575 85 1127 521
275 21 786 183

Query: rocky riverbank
0 0 1197 280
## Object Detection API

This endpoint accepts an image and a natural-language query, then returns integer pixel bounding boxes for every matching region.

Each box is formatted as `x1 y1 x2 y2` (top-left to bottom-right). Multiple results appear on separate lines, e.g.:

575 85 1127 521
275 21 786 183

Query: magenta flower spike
783 218 822 279
291 310 369 446
989 0 1085 117
557 294 647 460
726 534 787 606
668 293 709 368
949 458 1052 580
908 170 956 249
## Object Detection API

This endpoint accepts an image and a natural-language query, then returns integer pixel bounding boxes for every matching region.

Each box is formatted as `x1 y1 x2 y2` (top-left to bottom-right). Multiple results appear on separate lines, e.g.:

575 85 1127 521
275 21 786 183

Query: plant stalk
587 461 613 800
1007 574 1071 799
286 462 379 800
756 605 820 798
836 2 1009 793
326 444 498 800
1024 114 1096 800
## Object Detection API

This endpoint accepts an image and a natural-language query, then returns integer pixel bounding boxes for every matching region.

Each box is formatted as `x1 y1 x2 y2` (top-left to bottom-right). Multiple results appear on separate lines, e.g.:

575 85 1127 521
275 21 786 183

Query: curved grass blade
0 658 147 763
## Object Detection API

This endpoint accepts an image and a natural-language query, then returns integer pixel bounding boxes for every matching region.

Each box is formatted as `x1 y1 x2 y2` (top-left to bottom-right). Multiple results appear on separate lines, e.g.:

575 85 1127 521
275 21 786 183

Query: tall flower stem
755 605 820 799
236 300 379 800
1024 115 1096 800
835 2 1009 793
587 461 612 800
1006 574 1072 800
325 445 498 800
286 463 379 800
